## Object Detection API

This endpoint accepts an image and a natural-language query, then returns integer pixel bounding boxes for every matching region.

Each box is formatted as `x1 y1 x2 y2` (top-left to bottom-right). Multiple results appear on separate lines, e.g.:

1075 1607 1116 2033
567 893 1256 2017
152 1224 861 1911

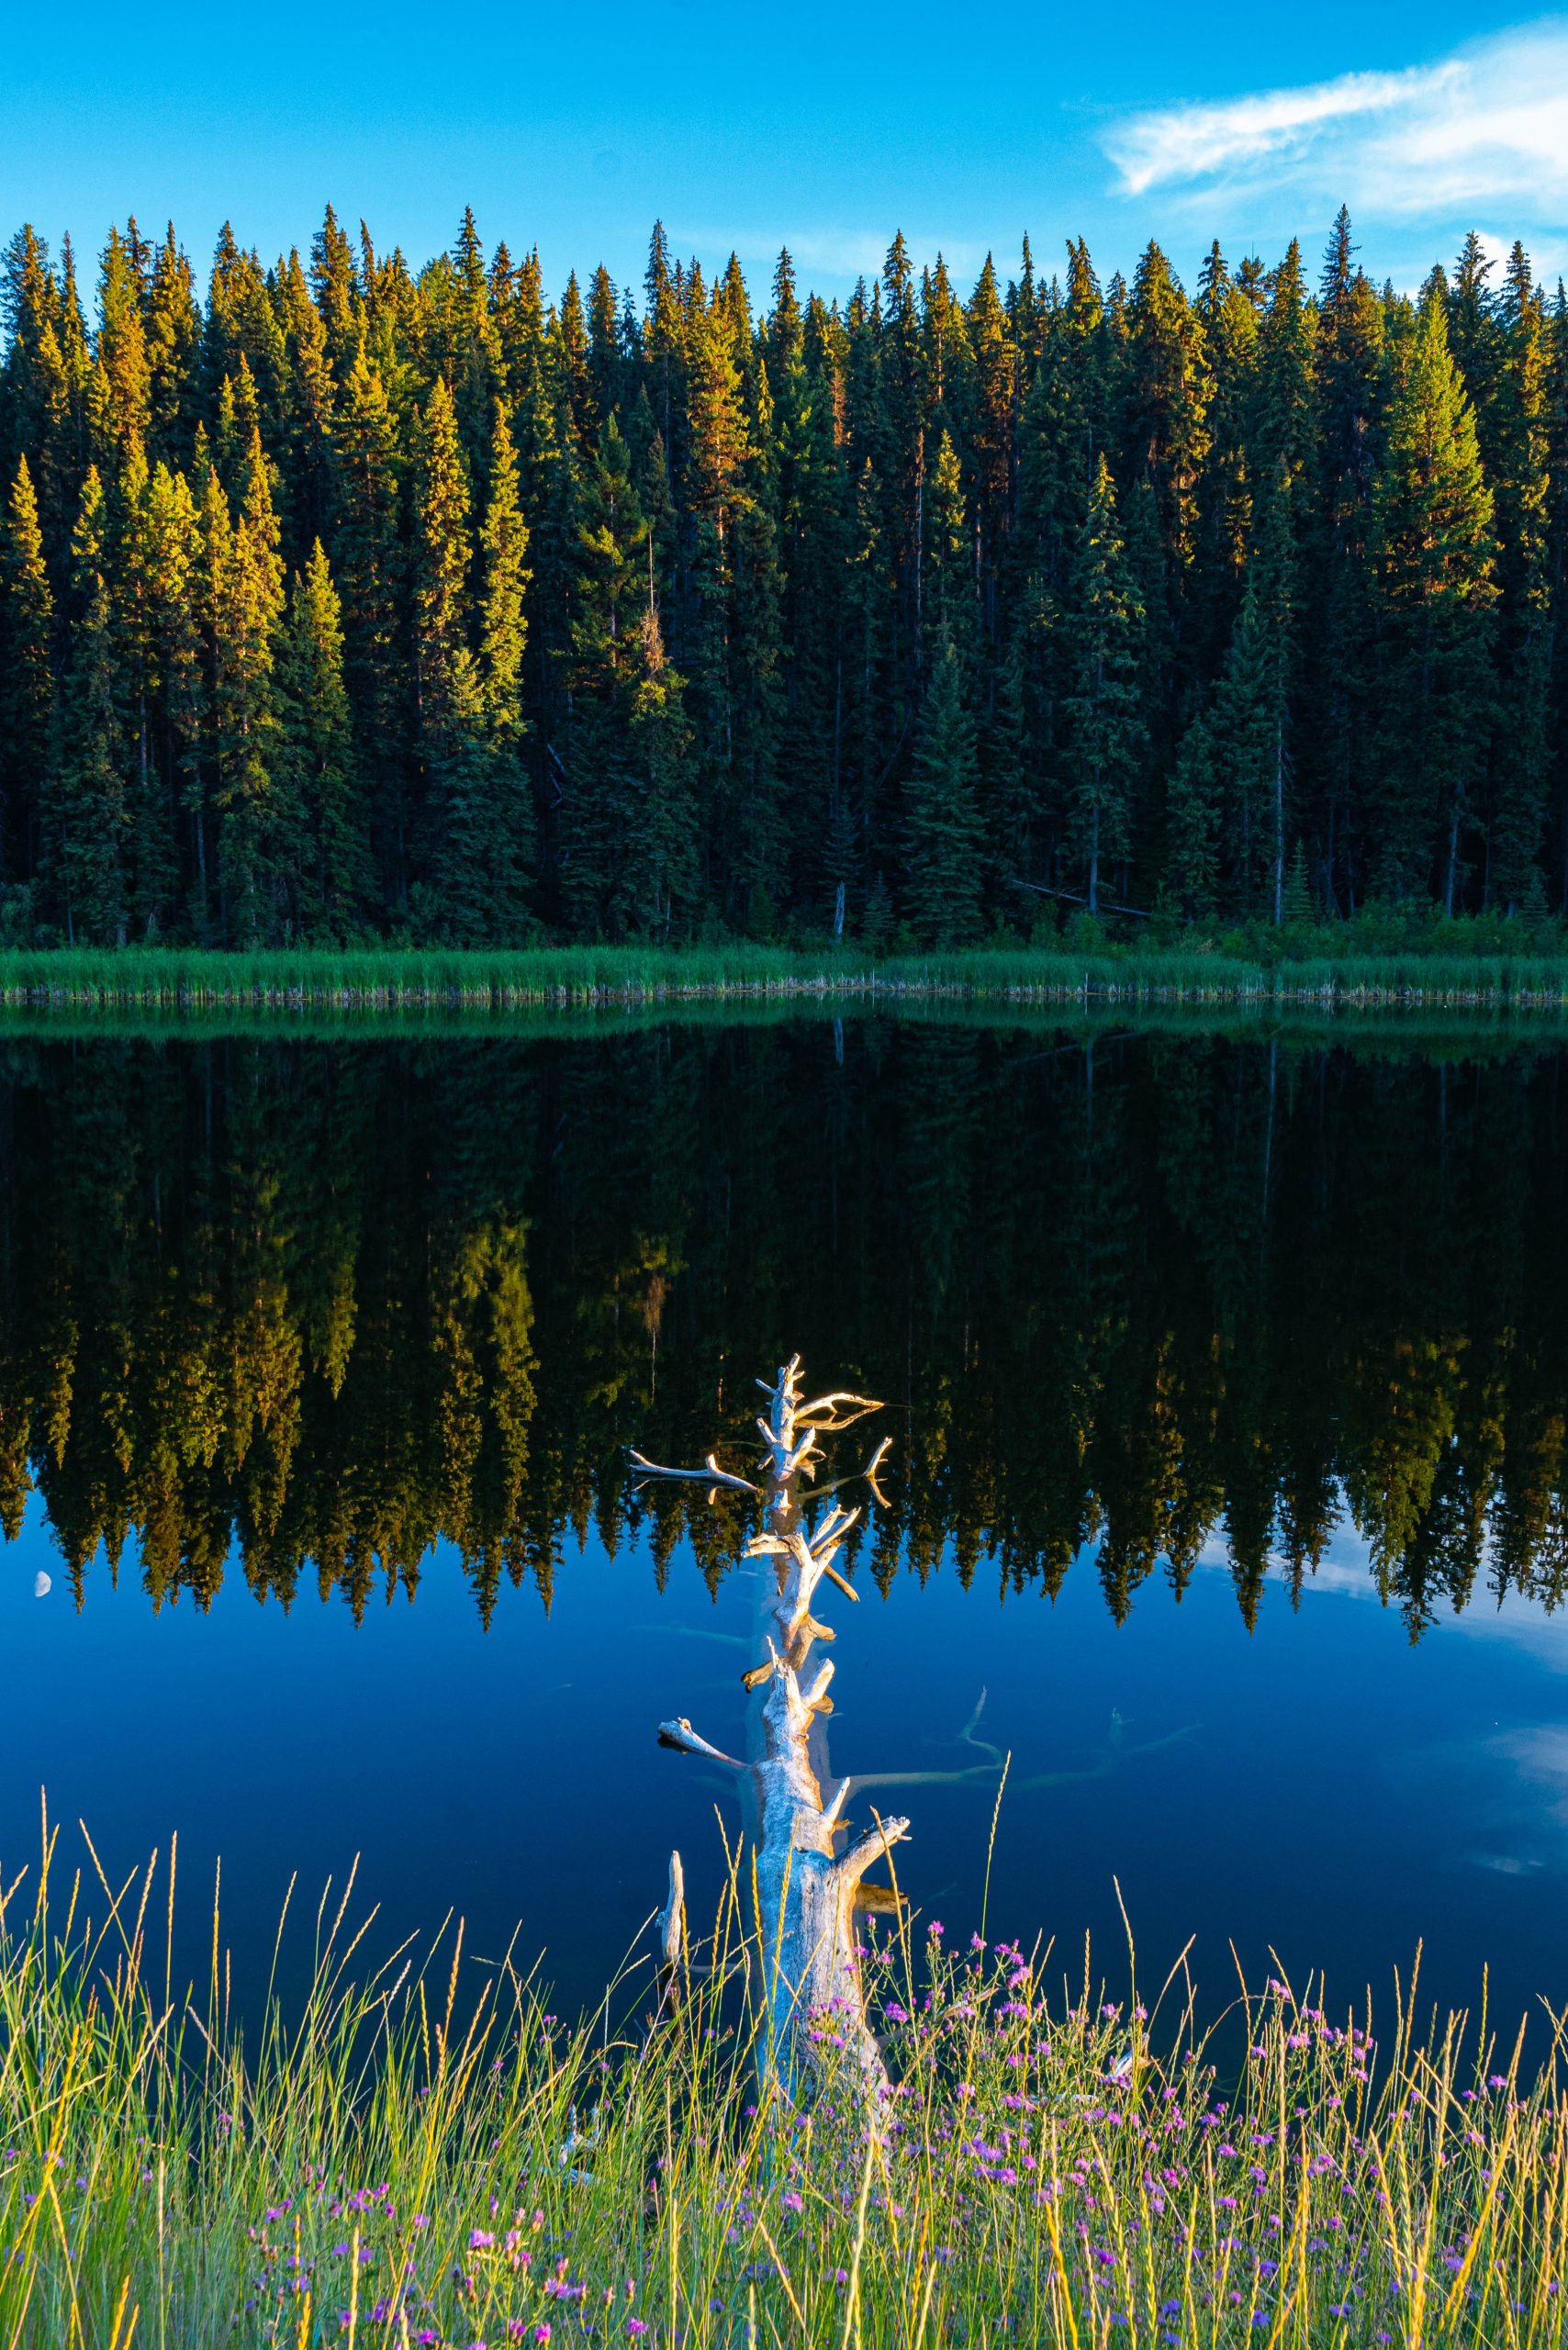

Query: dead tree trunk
633 1356 906 2097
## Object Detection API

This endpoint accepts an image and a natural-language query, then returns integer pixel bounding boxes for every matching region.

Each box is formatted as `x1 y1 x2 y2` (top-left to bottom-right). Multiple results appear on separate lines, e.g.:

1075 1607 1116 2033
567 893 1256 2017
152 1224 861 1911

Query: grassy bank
7 997 1568 1058
2 1835 1563 2348
10 931 1568 1015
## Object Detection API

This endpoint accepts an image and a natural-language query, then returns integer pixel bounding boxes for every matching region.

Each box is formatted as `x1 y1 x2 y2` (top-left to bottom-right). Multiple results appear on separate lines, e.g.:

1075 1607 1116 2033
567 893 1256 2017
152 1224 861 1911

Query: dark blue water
5 1460 1564 2042
1 1017 1565 2046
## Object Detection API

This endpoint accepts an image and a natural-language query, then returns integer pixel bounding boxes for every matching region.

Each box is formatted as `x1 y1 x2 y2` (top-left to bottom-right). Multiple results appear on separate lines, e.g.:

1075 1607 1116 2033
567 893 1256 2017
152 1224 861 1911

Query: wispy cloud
1103 20 1568 233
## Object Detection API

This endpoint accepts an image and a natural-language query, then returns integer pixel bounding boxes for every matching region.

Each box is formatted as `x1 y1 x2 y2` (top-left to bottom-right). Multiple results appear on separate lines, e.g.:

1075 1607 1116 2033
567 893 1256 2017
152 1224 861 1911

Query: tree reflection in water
3 1015 1565 1643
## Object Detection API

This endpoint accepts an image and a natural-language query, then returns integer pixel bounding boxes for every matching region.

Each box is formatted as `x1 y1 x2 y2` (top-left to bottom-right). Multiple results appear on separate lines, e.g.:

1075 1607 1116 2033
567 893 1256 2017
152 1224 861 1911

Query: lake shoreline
13 939 1568 1016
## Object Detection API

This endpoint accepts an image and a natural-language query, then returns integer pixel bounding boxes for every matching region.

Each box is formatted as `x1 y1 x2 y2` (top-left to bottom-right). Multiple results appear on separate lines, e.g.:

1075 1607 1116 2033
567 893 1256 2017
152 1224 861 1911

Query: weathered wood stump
633 1356 906 2096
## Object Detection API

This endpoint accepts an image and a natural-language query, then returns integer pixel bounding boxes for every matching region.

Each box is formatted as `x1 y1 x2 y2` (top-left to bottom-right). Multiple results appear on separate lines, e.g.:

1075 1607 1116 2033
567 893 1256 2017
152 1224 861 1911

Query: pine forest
0 206 1561 948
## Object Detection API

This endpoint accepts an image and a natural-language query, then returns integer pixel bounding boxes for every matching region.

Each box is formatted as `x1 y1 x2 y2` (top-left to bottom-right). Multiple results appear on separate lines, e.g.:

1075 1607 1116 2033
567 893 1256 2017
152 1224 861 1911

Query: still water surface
2 1015 1565 2038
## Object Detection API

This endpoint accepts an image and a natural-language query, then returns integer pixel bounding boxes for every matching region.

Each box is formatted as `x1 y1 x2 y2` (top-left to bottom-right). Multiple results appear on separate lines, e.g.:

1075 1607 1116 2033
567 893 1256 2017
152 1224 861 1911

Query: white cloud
1107 63 1456 198
1103 20 1568 237
1195 1518 1568 1673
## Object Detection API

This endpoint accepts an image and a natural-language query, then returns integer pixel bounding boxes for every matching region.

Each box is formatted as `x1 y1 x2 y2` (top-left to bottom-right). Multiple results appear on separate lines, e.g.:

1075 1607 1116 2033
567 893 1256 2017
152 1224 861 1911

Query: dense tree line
0 207 1563 945
4 1020 1567 1637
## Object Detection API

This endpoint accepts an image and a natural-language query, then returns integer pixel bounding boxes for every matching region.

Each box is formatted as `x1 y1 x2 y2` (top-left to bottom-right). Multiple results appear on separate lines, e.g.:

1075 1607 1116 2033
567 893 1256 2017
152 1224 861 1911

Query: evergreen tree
277 245 335 559
202 224 286 442
463 401 536 934
1190 241 1259 667
1487 243 1551 908
1163 711 1222 919
0 198 1565 941
1 454 53 891
1205 475 1296 918
2 227 81 535
411 373 479 932
1368 285 1497 907
1448 231 1501 427
145 223 201 464
563 417 700 938
903 631 985 944
560 416 648 934
1060 455 1146 912
1122 242 1212 606
186 447 229 933
275 538 369 932
1306 207 1383 911
212 423 286 936
309 205 362 375
558 271 595 456
477 403 530 745
586 263 623 426
1254 240 1316 485
332 344 406 893
925 426 971 656
87 223 151 467
51 466 130 941
623 601 699 936
124 454 200 933
965 254 1016 636
413 375 472 771
726 366 788 934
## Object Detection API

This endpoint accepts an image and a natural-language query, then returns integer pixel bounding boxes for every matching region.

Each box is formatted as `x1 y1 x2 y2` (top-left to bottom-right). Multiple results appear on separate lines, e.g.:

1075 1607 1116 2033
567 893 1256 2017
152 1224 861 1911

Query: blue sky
6 0 1567 308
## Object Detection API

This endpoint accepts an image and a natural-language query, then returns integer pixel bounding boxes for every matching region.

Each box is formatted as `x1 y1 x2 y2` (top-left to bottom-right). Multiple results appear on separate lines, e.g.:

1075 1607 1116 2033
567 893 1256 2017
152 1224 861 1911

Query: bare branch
809 1436 894 1507
655 1852 685 1966
629 1449 757 1496
756 1417 823 1483
795 1392 884 1432
802 1660 835 1713
655 1718 745 1770
781 1431 822 1479
838 1815 912 1886
809 1504 859 1556
772 1524 851 1627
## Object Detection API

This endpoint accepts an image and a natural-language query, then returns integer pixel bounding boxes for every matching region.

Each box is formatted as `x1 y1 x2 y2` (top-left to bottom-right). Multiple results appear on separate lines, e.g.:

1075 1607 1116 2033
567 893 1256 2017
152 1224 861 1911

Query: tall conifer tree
1061 454 1146 913
1 454 54 890
1368 285 1497 907
333 344 406 893
1487 243 1551 908
52 466 130 941
213 423 286 936
275 538 368 932
903 630 985 943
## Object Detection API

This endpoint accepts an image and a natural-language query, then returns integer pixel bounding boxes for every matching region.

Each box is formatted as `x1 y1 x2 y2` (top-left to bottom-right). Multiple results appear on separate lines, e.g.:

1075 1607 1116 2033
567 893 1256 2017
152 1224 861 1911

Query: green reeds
3 1815 1565 2346
8 936 1568 1017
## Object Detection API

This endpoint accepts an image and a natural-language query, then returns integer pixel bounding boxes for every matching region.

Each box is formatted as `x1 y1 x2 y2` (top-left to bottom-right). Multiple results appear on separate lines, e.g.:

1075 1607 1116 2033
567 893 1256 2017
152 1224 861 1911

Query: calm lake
3 1013 1567 2042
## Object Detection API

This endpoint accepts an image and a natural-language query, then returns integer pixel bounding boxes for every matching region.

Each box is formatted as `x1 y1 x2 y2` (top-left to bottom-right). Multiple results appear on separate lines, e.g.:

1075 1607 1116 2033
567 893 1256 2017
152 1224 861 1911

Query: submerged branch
655 1718 745 1770
629 1449 758 1496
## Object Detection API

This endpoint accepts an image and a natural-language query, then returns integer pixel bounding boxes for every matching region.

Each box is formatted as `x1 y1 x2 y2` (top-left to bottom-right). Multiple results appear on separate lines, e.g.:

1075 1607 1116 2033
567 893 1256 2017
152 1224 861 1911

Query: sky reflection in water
4 1493 1564 2041
2 1016 1566 2042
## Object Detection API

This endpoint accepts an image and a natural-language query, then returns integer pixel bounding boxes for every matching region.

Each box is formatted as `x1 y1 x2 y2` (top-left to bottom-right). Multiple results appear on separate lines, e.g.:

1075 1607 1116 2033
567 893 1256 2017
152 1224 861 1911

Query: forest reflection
2 1017 1565 1640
